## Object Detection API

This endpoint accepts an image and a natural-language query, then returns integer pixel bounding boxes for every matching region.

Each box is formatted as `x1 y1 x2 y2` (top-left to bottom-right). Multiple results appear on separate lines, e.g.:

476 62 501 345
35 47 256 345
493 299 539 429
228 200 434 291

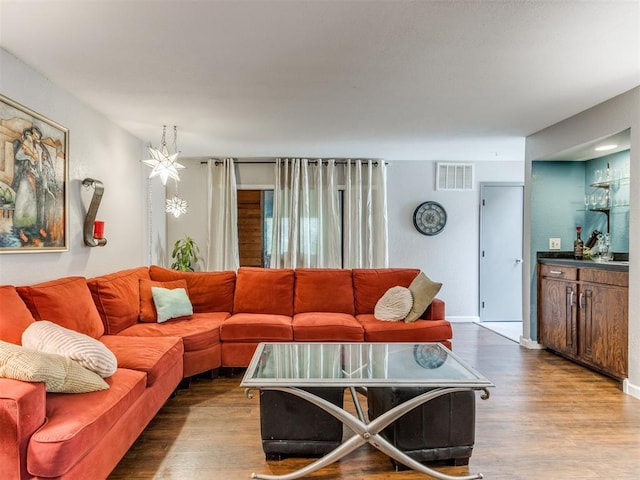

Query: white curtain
270 158 341 268
344 159 388 268
206 158 239 271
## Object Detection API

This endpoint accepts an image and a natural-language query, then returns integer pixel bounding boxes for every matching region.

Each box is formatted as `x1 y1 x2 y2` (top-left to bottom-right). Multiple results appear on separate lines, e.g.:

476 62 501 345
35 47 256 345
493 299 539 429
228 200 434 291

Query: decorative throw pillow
374 286 414 321
404 272 442 323
0 340 109 393
151 287 193 323
22 321 117 378
139 279 189 322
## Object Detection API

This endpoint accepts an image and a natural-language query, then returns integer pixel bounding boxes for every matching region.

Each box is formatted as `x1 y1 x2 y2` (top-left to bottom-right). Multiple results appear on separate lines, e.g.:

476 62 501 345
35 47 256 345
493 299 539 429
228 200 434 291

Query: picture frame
0 93 69 253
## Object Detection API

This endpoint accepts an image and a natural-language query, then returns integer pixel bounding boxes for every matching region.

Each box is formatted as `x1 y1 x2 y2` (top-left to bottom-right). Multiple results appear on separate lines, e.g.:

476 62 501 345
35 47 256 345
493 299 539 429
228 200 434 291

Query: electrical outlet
549 238 561 250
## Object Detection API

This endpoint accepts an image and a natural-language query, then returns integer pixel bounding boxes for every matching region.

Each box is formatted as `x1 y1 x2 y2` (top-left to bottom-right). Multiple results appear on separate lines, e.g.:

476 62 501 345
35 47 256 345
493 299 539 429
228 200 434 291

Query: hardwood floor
108 323 640 479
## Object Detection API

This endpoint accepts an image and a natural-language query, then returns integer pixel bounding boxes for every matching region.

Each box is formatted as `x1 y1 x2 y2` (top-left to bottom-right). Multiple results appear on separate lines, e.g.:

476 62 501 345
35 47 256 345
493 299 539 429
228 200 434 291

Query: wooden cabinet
538 263 628 379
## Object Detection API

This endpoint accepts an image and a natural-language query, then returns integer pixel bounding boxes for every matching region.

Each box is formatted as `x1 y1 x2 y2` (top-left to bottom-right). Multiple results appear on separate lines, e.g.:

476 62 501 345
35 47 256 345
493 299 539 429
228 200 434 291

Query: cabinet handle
549 270 563 276
579 292 584 309
570 290 575 306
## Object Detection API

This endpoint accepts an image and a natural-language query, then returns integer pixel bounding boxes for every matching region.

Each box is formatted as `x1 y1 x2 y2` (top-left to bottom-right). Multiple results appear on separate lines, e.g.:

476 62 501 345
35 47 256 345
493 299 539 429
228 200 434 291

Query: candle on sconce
93 220 105 239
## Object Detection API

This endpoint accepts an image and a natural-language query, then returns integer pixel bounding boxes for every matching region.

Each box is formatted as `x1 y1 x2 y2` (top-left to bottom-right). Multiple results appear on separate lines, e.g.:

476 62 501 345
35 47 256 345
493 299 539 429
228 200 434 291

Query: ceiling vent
436 163 474 191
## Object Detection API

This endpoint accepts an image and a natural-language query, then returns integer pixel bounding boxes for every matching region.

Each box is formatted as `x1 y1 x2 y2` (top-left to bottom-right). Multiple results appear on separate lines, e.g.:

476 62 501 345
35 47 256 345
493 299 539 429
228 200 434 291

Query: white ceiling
1 0 638 161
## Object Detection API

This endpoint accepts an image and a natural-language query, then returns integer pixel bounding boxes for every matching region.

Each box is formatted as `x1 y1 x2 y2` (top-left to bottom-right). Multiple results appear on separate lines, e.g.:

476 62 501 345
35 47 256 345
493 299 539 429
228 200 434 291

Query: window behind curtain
237 189 343 268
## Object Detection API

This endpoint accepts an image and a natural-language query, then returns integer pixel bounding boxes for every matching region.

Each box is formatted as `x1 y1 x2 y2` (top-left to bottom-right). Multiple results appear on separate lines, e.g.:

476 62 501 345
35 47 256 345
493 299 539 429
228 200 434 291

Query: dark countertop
537 251 629 271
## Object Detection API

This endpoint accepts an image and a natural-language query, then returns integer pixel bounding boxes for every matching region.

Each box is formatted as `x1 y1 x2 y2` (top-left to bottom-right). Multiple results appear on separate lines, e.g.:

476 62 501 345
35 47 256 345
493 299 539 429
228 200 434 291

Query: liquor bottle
574 226 584 260
585 230 601 249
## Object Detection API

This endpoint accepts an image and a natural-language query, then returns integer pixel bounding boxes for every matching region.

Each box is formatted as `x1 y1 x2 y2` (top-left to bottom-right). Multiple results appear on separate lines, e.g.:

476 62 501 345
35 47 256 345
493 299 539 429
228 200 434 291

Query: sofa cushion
27 368 146 477
117 312 226 353
99 335 184 387
220 313 293 342
292 312 364 341
22 321 117 378
0 340 108 393
404 272 443 323
374 286 413 321
139 278 189 322
17 277 104 339
234 267 295 316
87 267 151 335
357 314 453 343
352 268 420 315
149 266 236 313
294 268 355 315
152 287 193 323
0 285 35 345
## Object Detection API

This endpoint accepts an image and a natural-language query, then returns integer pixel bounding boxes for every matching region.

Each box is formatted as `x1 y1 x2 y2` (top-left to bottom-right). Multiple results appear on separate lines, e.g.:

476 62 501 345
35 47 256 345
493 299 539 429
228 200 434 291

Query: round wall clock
413 201 447 236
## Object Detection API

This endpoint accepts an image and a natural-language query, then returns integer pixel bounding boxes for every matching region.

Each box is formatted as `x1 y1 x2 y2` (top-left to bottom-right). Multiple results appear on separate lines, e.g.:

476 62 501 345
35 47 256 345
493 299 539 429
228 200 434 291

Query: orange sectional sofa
0 266 450 480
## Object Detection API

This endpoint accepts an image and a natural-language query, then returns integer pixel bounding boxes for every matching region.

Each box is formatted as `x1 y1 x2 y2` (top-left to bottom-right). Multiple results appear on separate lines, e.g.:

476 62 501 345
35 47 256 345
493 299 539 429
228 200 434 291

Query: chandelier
143 125 185 185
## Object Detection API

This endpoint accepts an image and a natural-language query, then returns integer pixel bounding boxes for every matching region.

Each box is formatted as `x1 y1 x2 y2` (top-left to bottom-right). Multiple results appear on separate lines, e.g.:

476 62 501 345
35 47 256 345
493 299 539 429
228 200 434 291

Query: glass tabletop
241 343 493 388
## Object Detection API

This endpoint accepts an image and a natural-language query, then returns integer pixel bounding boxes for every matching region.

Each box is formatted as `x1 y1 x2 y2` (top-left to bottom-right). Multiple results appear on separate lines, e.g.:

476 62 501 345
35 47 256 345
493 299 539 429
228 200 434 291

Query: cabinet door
579 283 628 378
539 278 578 356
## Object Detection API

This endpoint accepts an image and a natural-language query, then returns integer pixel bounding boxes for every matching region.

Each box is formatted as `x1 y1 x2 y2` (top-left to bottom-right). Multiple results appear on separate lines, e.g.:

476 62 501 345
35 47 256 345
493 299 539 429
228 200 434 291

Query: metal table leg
247 386 489 480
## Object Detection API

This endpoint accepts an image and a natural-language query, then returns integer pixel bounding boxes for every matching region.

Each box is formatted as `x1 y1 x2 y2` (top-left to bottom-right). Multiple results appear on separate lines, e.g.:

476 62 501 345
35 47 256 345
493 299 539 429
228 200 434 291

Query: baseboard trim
623 379 640 399
519 337 544 349
447 316 480 323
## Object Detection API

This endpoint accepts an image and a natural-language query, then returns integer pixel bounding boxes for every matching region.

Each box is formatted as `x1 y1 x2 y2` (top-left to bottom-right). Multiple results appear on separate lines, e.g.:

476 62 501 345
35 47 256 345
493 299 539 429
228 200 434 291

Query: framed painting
0 94 69 253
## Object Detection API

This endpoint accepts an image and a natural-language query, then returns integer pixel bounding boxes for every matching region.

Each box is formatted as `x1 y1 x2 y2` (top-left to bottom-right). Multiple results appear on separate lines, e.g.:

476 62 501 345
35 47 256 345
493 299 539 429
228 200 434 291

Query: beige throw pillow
0 340 109 393
404 272 442 323
22 320 117 378
374 286 414 321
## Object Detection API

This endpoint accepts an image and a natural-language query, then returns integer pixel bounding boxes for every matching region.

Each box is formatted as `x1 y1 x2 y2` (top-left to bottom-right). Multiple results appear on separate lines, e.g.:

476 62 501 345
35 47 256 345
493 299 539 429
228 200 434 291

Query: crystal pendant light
166 192 189 218
143 125 185 185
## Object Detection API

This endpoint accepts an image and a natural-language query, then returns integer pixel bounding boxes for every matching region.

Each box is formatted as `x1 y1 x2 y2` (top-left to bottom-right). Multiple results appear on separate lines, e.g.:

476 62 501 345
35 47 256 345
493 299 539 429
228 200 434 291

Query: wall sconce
143 125 185 185
82 178 107 247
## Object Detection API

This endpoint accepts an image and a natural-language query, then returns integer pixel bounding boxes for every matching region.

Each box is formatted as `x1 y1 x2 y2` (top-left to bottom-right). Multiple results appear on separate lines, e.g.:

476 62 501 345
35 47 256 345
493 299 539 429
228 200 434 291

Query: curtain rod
200 159 387 166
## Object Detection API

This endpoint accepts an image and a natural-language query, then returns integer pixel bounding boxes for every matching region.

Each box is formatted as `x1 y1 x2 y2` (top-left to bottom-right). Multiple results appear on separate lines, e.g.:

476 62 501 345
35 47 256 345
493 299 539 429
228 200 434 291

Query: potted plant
171 235 200 271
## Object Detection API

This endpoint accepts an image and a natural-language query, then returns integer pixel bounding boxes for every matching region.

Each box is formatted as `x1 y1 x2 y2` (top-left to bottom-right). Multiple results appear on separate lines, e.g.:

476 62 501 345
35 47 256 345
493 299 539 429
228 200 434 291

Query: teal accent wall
532 150 630 255
530 150 630 339
584 150 630 252
532 161 586 255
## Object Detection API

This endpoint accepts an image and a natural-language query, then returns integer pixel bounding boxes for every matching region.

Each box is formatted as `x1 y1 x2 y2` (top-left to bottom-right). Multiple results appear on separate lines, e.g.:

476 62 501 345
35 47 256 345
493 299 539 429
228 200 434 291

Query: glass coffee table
241 342 493 480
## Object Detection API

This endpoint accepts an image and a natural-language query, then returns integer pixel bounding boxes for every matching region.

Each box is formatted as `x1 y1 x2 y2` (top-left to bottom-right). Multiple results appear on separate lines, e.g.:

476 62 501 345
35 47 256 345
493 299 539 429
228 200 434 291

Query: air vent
436 163 474 191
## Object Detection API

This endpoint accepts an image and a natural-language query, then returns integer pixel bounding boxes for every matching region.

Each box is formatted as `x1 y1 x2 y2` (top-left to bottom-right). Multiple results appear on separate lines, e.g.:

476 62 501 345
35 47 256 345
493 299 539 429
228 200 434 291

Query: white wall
167 158 524 319
0 49 149 285
524 87 640 398
387 161 524 318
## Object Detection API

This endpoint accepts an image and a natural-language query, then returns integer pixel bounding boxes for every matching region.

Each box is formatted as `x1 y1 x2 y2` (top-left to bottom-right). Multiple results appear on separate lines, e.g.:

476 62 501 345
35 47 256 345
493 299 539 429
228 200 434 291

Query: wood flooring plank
109 323 640 479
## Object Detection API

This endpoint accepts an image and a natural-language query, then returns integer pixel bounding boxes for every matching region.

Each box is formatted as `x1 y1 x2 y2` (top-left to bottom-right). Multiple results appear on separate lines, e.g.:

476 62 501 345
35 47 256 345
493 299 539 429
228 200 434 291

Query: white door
480 183 524 322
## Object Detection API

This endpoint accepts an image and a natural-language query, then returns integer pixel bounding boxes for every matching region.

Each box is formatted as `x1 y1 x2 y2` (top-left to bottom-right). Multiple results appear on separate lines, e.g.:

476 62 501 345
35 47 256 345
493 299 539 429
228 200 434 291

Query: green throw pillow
404 272 442 323
151 287 193 323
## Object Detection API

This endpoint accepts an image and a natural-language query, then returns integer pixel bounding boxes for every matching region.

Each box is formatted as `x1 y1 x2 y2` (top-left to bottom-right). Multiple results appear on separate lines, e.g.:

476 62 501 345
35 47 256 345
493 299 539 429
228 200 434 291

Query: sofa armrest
422 298 445 321
0 378 46 480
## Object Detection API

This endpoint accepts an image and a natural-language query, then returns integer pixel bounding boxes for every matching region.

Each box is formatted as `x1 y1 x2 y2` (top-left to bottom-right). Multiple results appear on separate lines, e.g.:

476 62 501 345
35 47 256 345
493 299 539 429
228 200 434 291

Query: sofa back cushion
149 266 236 313
16 277 105 339
0 285 35 345
294 268 354 315
87 267 151 334
233 267 294 316
352 268 421 315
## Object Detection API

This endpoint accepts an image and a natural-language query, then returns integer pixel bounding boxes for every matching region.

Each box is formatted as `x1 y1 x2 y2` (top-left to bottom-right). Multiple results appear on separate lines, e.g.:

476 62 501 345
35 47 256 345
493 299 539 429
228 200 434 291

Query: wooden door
580 282 628 378
538 264 579 356
538 276 578 356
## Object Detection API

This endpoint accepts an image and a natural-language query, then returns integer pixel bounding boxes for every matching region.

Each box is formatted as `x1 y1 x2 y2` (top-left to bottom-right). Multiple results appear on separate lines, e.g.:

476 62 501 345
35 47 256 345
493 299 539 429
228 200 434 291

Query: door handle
570 290 575 306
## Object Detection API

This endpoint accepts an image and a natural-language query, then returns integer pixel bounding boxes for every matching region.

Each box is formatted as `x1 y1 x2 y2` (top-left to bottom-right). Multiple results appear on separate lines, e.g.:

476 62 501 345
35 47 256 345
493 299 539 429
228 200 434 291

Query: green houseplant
171 235 200 271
